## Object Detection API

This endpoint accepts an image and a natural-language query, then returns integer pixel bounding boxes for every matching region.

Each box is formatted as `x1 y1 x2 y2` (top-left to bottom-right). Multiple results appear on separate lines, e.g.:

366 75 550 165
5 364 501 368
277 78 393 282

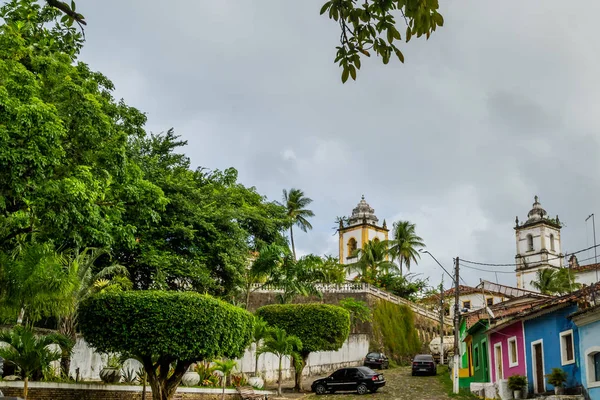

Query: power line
461 264 516 274
461 243 600 268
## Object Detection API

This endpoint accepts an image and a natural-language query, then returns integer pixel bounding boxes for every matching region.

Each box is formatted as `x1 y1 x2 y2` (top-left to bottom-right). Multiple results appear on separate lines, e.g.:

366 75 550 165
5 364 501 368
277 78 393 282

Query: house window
560 330 575 365
474 344 480 370
463 301 471 310
487 297 494 306
585 347 600 388
550 234 555 251
508 336 518 367
527 234 534 251
347 238 357 257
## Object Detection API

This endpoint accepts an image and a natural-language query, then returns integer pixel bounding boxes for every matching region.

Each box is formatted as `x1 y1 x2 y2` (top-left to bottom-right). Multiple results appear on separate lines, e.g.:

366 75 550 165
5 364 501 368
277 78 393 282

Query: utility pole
453 257 460 394
439 276 445 365
587 214 598 283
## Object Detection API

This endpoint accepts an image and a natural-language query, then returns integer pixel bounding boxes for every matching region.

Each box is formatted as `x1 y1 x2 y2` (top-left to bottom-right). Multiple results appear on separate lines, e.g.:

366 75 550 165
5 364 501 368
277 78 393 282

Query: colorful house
571 303 600 400
488 320 527 383
522 301 582 394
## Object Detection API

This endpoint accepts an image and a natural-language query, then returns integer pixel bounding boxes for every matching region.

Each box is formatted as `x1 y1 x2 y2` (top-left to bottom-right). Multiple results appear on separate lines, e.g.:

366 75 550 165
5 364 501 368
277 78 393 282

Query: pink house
488 320 527 382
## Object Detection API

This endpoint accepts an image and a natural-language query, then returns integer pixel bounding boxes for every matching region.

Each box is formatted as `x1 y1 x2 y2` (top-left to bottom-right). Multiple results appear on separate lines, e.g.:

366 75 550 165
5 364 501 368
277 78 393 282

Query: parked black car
363 352 389 369
411 354 436 376
311 366 386 395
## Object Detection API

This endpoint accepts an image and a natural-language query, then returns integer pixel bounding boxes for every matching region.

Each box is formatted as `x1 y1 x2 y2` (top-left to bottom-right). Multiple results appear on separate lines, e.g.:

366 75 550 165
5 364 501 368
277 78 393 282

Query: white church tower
338 196 389 272
514 196 563 291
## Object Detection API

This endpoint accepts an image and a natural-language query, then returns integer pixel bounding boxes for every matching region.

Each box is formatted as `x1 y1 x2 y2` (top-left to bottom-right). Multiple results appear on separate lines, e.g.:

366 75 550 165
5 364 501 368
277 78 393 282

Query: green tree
339 298 372 333
346 239 397 283
375 272 429 301
213 359 237 400
241 243 289 309
387 221 425 276
258 327 302 396
43 1 444 84
0 326 71 399
530 268 580 295
256 303 350 391
281 188 314 261
271 254 323 304
316 255 346 284
78 291 255 400
252 317 270 377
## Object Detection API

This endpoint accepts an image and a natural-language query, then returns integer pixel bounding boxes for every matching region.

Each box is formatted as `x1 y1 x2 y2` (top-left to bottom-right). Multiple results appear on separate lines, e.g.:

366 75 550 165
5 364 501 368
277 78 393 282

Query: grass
436 366 479 400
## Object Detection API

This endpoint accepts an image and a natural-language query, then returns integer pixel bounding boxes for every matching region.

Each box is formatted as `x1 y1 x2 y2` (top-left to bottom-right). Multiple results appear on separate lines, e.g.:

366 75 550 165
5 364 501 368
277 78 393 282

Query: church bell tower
338 196 389 274
514 196 563 291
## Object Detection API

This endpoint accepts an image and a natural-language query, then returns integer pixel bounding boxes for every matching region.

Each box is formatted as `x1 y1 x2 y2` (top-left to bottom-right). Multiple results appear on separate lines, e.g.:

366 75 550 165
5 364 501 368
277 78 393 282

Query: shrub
547 367 568 388
371 300 420 364
79 291 254 400
508 374 527 391
256 303 350 390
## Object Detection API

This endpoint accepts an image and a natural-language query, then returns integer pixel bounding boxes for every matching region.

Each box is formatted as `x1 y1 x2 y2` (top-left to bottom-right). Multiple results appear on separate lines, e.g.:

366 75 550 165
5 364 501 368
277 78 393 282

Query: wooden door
494 344 503 380
482 341 489 381
533 343 544 393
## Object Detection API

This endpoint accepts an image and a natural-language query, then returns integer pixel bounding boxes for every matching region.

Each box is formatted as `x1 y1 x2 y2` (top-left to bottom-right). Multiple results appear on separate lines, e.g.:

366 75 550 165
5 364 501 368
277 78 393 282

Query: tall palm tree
258 327 302 396
387 221 425 276
213 359 237 400
531 268 581 295
346 239 397 284
281 188 314 261
0 326 71 399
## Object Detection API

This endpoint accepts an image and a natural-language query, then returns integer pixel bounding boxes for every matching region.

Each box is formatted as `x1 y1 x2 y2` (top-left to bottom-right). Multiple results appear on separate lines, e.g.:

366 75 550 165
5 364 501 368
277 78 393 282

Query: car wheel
357 384 369 395
315 384 327 395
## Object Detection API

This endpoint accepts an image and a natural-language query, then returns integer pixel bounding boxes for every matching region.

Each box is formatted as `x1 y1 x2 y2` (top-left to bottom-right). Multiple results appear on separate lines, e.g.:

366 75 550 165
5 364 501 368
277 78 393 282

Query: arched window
550 234 555 251
347 238 357 257
527 234 534 252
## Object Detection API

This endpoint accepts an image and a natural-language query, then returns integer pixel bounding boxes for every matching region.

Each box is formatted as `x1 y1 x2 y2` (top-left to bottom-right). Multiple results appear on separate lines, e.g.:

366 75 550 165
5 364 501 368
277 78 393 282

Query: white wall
448 293 506 318
70 334 370 383
576 269 600 286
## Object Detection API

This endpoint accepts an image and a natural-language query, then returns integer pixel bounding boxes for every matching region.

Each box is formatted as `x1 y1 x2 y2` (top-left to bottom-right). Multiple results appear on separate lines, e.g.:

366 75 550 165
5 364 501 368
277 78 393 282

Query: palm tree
281 188 314 261
387 221 425 276
213 359 237 400
252 317 270 377
58 248 131 376
242 244 289 309
272 255 322 304
346 239 397 283
531 268 581 295
258 327 303 396
0 326 71 399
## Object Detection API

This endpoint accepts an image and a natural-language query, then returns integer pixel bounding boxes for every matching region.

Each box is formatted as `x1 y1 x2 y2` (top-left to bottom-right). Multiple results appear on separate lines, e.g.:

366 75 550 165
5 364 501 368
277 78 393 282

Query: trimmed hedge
371 300 420 363
256 303 350 353
78 291 254 361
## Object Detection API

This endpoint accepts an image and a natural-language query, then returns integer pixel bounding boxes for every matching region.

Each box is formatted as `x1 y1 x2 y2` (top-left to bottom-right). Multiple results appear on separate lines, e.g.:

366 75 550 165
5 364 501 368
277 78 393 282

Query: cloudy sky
77 1 600 289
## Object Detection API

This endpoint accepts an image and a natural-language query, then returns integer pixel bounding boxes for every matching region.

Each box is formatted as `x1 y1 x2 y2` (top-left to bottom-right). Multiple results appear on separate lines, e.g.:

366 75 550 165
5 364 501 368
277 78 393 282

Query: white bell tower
514 196 563 291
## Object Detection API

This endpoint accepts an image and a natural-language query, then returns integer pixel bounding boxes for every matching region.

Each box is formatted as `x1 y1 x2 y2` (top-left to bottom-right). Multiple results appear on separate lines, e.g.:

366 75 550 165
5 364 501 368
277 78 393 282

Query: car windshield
366 352 379 358
414 355 434 361
357 366 376 375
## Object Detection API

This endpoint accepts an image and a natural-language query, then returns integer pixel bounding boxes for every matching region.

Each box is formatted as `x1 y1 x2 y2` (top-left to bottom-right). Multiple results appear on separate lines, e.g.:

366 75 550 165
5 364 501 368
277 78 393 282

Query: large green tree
79 291 254 400
346 239 397 283
43 0 444 83
530 268 581 295
281 188 314 261
387 220 425 276
256 303 350 391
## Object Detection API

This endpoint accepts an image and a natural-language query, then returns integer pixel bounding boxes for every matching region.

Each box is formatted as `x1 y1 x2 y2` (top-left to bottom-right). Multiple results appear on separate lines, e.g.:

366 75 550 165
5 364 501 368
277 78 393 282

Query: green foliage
376 272 429 301
339 297 372 331
530 268 581 295
320 0 444 82
546 367 568 388
257 327 302 396
79 291 255 400
387 220 425 276
280 188 314 261
507 374 527 391
256 303 350 355
371 300 420 364
213 359 237 399
347 239 397 283
195 361 220 387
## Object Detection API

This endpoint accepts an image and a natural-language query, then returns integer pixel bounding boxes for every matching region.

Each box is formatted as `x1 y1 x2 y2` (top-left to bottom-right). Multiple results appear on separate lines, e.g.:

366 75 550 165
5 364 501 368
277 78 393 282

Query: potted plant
508 374 527 399
100 353 122 384
181 363 200 387
547 367 568 395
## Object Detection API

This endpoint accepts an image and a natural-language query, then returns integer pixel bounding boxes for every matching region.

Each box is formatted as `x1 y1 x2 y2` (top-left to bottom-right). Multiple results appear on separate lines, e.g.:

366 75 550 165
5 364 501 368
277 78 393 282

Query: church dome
526 195 548 223
347 195 379 226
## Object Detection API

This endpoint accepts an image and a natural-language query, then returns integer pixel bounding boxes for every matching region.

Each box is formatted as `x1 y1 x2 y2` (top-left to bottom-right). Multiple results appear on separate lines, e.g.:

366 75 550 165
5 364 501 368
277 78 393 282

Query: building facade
571 305 600 400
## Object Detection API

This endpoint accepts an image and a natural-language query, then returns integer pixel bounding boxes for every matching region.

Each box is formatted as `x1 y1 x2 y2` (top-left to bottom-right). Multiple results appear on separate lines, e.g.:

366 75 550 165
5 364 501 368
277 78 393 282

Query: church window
550 234 555 251
527 234 534 251
347 238 357 257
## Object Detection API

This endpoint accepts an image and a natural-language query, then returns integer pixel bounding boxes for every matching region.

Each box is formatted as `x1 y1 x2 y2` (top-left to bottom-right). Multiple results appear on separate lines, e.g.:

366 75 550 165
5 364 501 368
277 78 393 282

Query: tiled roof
464 298 545 329
572 263 600 273
442 285 507 298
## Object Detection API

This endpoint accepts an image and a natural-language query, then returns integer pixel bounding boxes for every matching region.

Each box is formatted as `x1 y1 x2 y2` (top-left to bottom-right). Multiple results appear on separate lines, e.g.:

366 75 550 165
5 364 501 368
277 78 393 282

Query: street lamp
586 214 598 283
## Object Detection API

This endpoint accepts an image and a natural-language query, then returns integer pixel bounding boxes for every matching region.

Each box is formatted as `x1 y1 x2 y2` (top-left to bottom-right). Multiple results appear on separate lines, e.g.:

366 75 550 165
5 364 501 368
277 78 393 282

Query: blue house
522 301 582 394
571 303 600 400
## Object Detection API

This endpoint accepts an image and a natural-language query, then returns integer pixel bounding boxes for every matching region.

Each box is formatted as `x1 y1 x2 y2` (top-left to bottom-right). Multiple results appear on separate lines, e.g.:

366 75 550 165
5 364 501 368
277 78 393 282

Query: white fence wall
70 334 370 383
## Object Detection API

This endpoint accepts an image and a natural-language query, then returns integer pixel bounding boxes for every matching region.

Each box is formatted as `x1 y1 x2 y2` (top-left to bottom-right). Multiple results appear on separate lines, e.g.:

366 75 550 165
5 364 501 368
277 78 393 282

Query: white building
514 196 563 291
338 196 389 279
